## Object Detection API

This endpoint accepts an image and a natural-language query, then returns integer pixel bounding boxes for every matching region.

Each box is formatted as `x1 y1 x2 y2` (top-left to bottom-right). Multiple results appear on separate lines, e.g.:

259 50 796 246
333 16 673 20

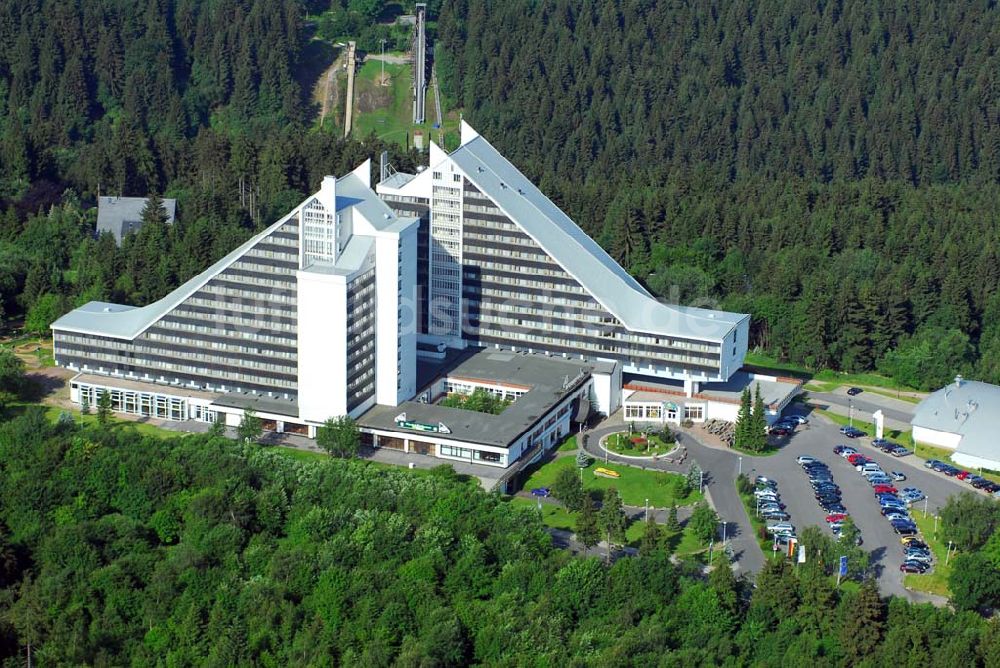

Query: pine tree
750 384 768 452
734 387 751 449
96 390 112 425
839 579 886 664
666 503 681 533
80 393 90 415
140 192 169 227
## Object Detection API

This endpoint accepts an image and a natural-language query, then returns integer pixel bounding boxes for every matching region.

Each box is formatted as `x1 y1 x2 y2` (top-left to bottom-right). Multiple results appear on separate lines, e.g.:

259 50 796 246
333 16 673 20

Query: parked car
840 426 866 438
755 476 777 486
846 387 863 396
762 510 791 521
957 471 972 480
942 466 960 476
826 512 849 523
924 459 943 469
905 550 933 563
970 476 990 489
901 536 927 547
891 471 906 481
530 487 550 497
900 560 930 573
785 415 809 425
797 456 818 465
769 427 791 436
891 447 911 457
766 522 796 535
985 482 1000 494
873 484 898 495
883 511 910 522
848 454 871 465
822 502 848 514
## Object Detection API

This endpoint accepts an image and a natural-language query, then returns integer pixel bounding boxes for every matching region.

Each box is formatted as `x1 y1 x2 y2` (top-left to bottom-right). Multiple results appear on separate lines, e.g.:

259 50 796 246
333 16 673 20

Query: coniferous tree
734 387 751 450
639 516 662 556
96 390 112 425
140 192 169 227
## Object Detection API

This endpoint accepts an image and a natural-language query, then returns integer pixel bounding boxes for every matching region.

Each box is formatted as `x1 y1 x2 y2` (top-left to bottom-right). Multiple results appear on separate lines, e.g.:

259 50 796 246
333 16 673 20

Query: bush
736 473 753 496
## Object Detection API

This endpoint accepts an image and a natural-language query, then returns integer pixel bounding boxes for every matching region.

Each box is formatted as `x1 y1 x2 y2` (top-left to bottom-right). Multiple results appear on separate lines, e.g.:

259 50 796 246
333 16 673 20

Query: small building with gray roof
96 196 177 244
911 376 1000 471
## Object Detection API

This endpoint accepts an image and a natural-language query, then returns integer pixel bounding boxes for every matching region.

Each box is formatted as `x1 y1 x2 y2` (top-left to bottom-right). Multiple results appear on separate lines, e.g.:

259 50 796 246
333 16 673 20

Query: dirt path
313 50 344 125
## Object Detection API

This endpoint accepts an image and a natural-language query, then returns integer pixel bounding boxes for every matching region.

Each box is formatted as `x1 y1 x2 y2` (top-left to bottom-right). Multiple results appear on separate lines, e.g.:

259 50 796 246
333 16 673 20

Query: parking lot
745 403 981 599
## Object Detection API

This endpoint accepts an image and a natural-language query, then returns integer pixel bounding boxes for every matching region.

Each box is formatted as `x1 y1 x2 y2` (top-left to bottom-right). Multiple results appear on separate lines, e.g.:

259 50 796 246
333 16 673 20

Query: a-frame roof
447 133 747 342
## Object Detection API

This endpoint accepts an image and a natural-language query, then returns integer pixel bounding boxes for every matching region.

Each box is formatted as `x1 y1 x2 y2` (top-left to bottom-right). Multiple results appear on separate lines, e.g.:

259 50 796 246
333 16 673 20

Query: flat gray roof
624 371 800 408
359 349 593 448
448 134 749 342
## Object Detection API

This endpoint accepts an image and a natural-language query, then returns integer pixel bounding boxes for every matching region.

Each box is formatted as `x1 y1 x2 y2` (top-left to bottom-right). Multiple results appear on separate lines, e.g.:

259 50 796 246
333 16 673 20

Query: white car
766 522 795 535
797 456 817 465
785 415 809 425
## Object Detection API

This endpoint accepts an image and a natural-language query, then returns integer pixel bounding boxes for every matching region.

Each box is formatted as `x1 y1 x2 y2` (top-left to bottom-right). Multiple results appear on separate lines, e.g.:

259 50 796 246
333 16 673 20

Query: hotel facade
52 124 753 466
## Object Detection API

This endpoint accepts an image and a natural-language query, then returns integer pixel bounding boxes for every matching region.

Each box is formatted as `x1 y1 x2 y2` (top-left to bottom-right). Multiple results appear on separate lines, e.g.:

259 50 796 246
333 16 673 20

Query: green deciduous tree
552 465 585 512
316 415 360 458
688 501 719 545
940 492 1000 551
949 552 1000 613
575 495 600 553
598 486 626 561
639 516 662 556
237 407 263 444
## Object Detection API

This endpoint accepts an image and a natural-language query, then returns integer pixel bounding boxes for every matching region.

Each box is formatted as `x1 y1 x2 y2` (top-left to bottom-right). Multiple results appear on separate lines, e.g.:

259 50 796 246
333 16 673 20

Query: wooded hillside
437 0 1000 387
1 410 999 664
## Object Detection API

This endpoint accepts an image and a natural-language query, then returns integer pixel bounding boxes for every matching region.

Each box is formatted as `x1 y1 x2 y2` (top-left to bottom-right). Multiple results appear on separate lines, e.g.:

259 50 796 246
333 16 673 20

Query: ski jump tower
412 3 427 124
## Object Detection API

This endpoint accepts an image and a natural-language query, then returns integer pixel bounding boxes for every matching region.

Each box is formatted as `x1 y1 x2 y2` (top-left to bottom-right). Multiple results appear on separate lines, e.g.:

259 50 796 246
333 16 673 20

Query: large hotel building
52 124 782 472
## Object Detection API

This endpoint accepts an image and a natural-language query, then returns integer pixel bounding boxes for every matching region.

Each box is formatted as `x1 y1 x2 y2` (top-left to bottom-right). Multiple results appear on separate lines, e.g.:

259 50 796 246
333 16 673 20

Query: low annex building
620 371 801 425
911 376 1000 471
53 123 754 473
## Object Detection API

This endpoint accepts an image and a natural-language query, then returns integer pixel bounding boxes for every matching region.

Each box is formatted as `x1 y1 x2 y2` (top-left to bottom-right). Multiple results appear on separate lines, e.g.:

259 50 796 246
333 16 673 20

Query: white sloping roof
55 172 415 341
448 135 747 342
53 208 298 340
913 380 1000 462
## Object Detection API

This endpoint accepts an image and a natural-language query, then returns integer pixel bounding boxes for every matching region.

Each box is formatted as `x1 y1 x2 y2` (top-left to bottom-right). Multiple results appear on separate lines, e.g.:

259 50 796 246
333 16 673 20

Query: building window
474 450 502 463
684 405 704 421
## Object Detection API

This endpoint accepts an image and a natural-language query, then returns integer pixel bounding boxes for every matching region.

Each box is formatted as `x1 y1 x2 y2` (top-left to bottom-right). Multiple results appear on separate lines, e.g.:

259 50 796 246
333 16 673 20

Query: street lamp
738 456 743 476
849 398 854 428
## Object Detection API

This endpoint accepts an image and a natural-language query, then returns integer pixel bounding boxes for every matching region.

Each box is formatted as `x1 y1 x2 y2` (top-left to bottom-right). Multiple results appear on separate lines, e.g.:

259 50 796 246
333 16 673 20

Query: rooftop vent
477 166 485 173
955 374 964 388
383 213 392 219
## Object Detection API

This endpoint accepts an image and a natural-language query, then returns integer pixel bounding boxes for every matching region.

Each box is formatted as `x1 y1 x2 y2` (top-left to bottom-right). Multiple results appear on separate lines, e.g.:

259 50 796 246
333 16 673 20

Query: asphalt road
808 389 916 425
748 403 973 602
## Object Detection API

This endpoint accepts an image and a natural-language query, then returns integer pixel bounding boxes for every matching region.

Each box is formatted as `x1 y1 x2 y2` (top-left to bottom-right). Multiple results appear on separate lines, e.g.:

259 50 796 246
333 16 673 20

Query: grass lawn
508 497 579 533
351 58 462 149
903 509 951 597
522 455 701 508
813 407 909 442
557 434 579 453
4 402 189 439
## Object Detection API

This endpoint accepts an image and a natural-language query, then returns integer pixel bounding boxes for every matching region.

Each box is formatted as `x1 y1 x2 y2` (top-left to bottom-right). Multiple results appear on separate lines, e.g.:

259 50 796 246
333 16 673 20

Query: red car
873 485 897 494
957 471 972 480
826 513 848 523
847 454 869 465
